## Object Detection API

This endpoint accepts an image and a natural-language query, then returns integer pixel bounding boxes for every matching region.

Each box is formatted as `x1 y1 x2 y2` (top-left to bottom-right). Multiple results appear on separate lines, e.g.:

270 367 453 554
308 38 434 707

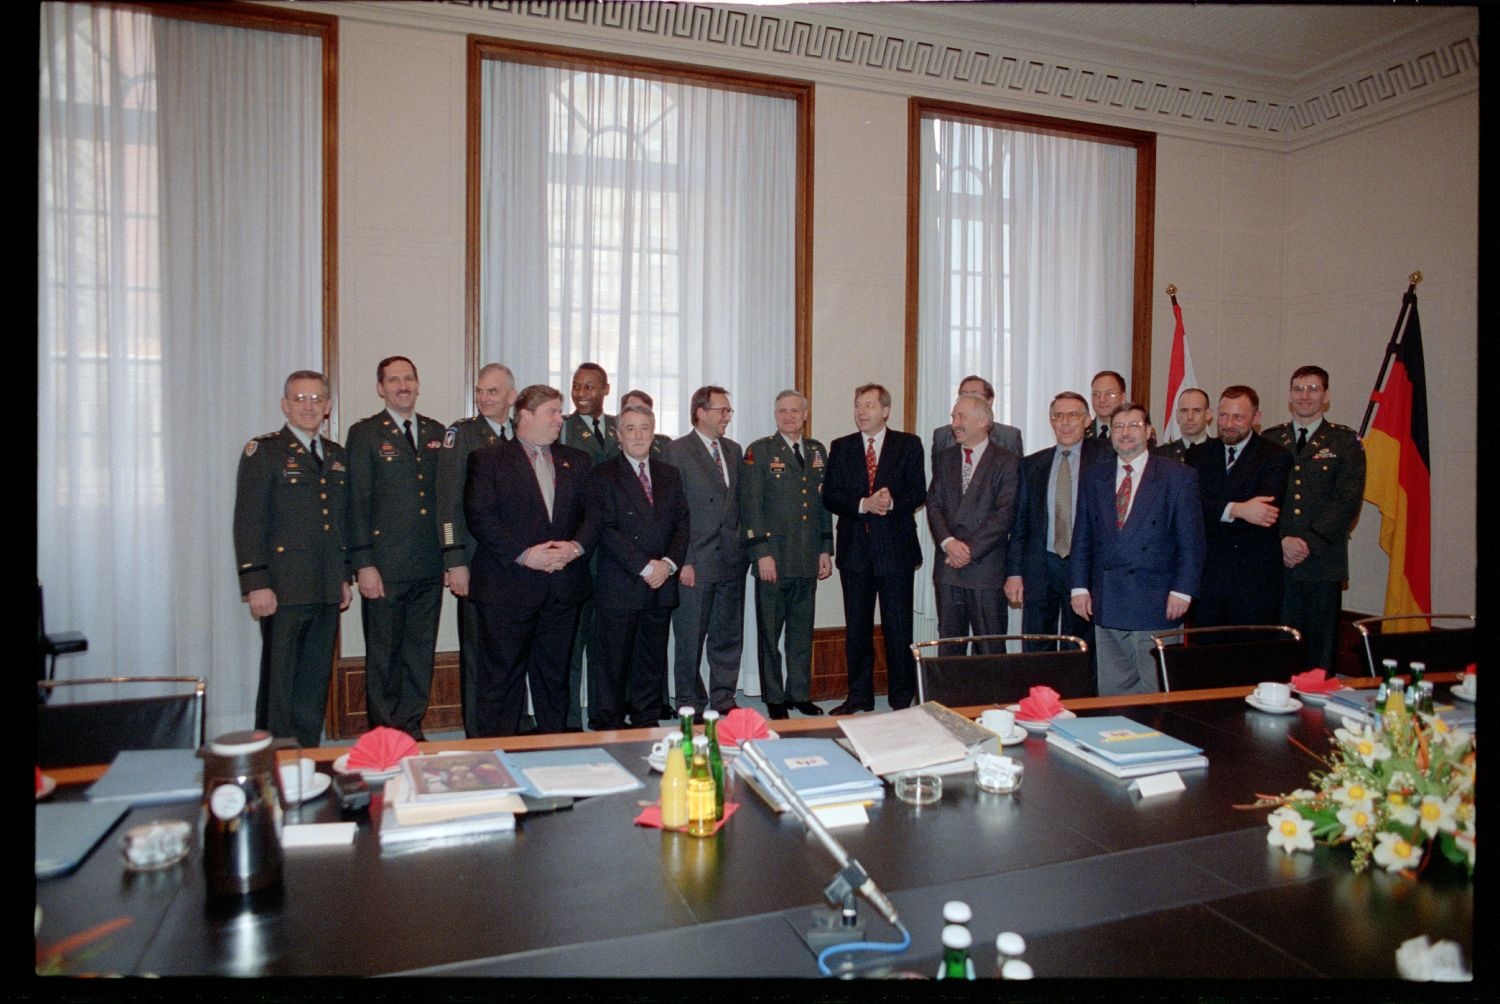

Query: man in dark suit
1263 365 1367 670
1188 386 1292 629
1004 392 1109 651
436 362 516 738
1153 387 1214 463
588 403 689 730
1087 370 1128 442
824 383 926 713
465 384 599 736
621 389 673 458
927 394 1020 654
1070 402 1206 695
930 374 1023 463
346 355 446 740
234 370 351 748
664 385 746 716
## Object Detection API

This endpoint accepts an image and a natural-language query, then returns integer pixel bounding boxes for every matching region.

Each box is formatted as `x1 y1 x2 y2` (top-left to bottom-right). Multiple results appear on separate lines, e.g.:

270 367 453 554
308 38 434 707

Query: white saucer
1006 705 1076 732
332 752 404 781
283 772 332 805
1450 684 1476 703
999 724 1028 746
1246 694 1303 715
35 774 56 801
1291 686 1342 706
646 732 777 772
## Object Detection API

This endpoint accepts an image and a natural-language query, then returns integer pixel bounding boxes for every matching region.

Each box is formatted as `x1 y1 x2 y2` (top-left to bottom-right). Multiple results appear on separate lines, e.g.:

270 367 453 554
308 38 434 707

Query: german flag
1362 291 1430 618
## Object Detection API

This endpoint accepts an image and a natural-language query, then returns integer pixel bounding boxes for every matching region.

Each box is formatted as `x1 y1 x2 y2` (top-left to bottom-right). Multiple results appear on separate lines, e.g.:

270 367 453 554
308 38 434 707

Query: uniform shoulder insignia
444 428 457 449
743 447 756 464
244 439 259 457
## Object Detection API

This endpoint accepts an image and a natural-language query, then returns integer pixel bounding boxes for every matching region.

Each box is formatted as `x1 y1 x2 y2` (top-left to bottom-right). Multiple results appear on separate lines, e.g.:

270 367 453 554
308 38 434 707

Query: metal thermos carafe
199 730 292 896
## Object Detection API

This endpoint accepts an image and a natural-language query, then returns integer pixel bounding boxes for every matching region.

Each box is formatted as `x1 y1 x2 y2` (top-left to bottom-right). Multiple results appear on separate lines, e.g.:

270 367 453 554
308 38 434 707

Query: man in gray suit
927 394 1021 654
931 375 1023 463
664 385 747 716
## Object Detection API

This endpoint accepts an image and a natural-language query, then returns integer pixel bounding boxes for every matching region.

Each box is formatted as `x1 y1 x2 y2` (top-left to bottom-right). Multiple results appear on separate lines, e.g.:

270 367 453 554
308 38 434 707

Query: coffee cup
981 708 1016 738
1254 682 1291 707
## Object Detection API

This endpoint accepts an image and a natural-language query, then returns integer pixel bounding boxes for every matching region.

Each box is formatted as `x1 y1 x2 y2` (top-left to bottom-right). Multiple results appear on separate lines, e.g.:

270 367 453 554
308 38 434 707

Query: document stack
731 737 884 812
378 750 527 847
1045 716 1207 778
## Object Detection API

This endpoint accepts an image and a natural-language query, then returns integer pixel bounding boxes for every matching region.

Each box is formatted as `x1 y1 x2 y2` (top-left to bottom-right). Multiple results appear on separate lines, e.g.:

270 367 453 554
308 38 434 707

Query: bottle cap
941 925 972 950
679 706 695 717
995 931 1026 956
703 709 720 721
942 901 972 924
1000 959 1034 980
1412 662 1427 672
692 734 708 748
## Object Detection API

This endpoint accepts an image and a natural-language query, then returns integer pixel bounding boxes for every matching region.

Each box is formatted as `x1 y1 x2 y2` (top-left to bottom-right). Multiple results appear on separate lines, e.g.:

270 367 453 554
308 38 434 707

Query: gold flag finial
1165 283 1177 296
1409 270 1422 286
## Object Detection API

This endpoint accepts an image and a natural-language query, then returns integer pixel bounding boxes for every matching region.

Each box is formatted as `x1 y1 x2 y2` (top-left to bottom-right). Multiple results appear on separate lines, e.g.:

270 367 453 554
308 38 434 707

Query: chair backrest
1353 614 1475 677
36 677 205 768
1151 626 1304 692
913 635 1093 706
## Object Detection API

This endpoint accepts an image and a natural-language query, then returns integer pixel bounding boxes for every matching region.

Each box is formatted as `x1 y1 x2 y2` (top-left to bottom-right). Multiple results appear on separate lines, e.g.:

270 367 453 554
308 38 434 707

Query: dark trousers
258 602 338 748
474 600 580 736
1282 576 1341 670
672 572 746 713
456 594 482 738
360 577 441 738
566 554 603 729
840 565 916 710
595 606 673 729
754 575 816 705
935 582 1008 656
1195 579 1284 637
1021 551 1095 652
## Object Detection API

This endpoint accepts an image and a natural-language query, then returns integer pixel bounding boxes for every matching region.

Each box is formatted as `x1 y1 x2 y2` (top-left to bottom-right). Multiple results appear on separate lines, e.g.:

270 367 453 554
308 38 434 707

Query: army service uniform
234 426 349 748
347 410 446 738
437 414 510 738
739 434 833 707
1263 420 1367 670
559 411 619 729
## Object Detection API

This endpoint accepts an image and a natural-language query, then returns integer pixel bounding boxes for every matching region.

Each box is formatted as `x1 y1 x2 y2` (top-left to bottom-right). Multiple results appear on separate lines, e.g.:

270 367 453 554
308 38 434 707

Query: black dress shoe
829 701 873 716
659 705 678 722
791 701 825 716
764 702 789 720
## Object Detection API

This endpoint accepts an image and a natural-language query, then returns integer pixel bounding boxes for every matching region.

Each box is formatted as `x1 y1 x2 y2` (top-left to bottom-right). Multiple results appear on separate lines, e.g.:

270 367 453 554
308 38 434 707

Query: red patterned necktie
961 447 974 493
865 437 877 492
1115 463 1133 529
637 460 653 504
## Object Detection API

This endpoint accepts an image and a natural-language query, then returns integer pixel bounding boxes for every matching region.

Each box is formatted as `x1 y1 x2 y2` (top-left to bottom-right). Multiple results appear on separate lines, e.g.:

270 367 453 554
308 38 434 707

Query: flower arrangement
1253 705 1474 876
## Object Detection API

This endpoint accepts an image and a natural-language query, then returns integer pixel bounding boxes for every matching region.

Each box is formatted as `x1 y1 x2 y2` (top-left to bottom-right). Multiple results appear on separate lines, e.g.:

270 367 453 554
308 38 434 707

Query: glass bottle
941 902 975 979
938 924 972 980
660 734 689 831
702 709 725 820
679 705 695 750
1408 662 1426 711
686 735 716 838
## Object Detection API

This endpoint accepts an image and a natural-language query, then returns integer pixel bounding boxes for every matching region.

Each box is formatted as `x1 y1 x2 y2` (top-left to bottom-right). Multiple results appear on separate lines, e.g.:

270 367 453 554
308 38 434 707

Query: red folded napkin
35 765 44 794
1289 668 1343 693
1465 663 1477 675
346 726 420 771
1016 686 1064 722
717 708 771 748
634 801 740 831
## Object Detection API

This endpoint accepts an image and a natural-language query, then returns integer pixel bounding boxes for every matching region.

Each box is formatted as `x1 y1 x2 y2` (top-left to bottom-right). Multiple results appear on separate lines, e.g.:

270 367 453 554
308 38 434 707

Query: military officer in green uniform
437 362 517 738
1152 387 1214 464
347 355 446 740
234 370 352 748
1263 365 1367 670
560 362 619 729
740 390 833 719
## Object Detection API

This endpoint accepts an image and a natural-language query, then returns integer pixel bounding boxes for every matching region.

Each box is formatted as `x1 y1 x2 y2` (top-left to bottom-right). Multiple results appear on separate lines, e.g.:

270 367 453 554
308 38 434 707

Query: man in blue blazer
1070 402 1206 695
1186 386 1292 629
465 385 600 736
588 404 690 730
824 383 926 713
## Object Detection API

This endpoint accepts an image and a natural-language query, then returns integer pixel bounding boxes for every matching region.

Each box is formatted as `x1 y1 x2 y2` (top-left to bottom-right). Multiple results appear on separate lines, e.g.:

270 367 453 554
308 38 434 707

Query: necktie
1226 445 1238 470
1053 449 1073 558
793 441 804 468
403 418 416 453
309 438 321 468
710 440 726 485
637 461 653 505
961 447 974 493
1296 427 1308 453
1115 463 1133 529
592 416 602 439
865 437 877 492
527 444 555 519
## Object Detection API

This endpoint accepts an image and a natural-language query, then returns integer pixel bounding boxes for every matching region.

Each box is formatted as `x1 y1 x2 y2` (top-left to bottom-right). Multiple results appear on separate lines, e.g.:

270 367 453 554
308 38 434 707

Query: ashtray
975 754 1024 794
120 819 191 872
894 772 942 805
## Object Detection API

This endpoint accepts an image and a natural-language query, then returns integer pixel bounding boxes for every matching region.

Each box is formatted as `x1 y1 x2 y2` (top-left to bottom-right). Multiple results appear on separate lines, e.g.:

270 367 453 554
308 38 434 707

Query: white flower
1336 801 1376 837
1453 799 1475 829
1416 795 1459 838
1267 807 1315 854
1385 791 1420 827
1372 831 1423 872
1332 781 1376 806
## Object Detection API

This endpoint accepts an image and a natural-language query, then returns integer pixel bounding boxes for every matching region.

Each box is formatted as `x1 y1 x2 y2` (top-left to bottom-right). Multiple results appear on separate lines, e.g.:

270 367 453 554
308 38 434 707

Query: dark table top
34 691 1474 979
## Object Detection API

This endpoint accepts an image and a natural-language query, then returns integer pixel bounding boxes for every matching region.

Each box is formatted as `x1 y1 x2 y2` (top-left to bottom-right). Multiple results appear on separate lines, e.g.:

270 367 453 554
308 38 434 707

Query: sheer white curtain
914 116 1135 643
479 59 797 696
39 4 323 739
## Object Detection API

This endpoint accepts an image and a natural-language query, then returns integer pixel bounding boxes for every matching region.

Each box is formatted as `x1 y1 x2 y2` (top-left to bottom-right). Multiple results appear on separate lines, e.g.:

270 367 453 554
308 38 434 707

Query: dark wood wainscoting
329 650 462 741
810 625 883 703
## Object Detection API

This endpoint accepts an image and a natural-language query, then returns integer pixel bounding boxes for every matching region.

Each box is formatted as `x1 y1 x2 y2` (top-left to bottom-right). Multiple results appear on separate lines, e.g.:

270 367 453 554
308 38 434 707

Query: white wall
332 15 1477 653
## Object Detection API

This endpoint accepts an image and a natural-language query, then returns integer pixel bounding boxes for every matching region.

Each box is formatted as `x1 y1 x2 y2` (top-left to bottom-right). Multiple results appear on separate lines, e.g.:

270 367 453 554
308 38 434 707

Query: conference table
35 682 1473 979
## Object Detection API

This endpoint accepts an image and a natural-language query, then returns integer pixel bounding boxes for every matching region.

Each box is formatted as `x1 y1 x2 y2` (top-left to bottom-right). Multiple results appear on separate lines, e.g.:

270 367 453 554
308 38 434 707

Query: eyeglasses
287 393 328 404
1092 389 1122 399
705 406 734 415
1050 412 1087 421
1110 421 1146 432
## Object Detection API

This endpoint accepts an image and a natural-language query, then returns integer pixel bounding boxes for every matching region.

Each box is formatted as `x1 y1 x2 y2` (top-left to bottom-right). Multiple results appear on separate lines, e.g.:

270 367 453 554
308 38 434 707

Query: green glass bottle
702 709 725 820
679 705 695 750
938 924 972 980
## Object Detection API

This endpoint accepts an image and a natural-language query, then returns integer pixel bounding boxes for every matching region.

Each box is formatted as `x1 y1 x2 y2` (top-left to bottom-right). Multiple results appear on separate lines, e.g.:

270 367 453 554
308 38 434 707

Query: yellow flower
1266 807 1314 854
1372 831 1423 872
1333 782 1375 806
1336 801 1376 837
1386 791 1420 826
1416 795 1459 838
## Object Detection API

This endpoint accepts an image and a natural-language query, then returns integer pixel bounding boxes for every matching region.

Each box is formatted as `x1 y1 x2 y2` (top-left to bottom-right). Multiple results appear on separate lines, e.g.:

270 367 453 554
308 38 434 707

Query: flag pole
1358 270 1422 437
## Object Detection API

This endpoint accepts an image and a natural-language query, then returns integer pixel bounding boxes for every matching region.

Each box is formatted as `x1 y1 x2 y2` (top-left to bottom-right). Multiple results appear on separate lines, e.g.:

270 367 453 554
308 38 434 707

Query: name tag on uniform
380 441 398 457
330 460 346 472
769 459 787 475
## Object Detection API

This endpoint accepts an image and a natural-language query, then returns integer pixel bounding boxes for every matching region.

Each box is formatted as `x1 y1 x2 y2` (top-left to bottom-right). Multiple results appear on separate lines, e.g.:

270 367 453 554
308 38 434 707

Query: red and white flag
1162 300 1198 442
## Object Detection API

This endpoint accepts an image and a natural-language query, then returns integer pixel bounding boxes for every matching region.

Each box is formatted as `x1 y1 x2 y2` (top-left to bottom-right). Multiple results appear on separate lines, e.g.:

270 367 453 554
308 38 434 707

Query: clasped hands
523 541 581 574
862 486 894 516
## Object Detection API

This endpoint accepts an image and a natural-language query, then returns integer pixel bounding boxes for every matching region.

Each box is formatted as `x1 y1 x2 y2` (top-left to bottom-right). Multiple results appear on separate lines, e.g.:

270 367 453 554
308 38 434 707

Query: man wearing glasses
234 371 352 747
1087 370 1128 442
1070 402 1205 695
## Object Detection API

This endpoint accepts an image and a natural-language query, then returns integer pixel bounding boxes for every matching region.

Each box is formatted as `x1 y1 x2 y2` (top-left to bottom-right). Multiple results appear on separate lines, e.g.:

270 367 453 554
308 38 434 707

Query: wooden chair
36 676 206 768
1150 625 1303 692
1352 613 1475 677
912 634 1092 706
